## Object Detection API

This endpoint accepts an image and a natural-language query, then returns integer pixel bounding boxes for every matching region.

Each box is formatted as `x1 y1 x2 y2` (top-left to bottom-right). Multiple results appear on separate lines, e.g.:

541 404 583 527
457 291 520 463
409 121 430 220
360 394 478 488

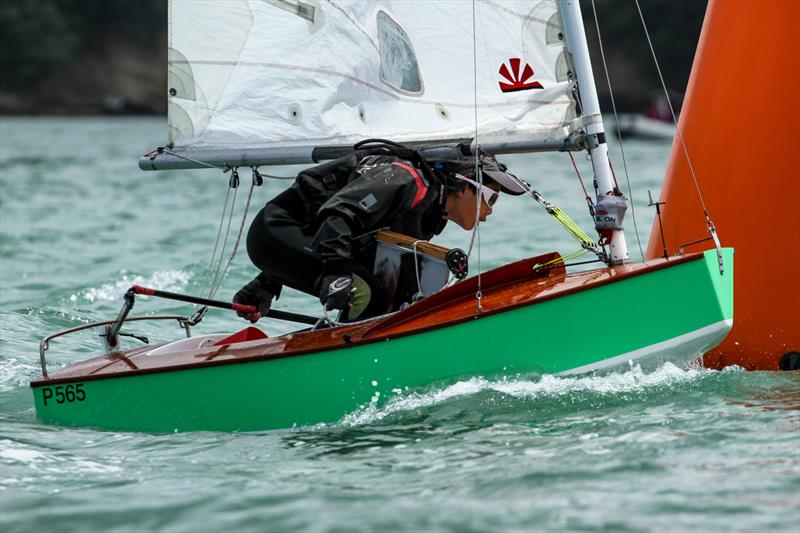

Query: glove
319 274 354 311
233 277 275 323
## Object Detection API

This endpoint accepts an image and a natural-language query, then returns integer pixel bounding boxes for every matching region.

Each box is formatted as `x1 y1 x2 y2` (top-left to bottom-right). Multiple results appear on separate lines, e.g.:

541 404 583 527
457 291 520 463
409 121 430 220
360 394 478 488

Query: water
1 117 798 531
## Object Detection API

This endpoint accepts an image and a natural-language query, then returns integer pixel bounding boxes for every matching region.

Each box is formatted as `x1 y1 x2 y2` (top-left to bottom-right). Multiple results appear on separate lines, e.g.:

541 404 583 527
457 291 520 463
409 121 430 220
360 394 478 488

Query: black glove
233 277 275 323
319 274 354 311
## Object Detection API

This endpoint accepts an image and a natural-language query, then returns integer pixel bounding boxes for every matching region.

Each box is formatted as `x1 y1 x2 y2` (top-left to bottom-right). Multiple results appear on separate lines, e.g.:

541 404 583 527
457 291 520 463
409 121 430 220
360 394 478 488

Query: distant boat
613 113 676 140
30 0 733 432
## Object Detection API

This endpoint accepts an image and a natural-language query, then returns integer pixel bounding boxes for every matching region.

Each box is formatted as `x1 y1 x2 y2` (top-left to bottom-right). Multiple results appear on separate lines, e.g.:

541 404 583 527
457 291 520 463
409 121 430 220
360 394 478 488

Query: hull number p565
42 384 86 406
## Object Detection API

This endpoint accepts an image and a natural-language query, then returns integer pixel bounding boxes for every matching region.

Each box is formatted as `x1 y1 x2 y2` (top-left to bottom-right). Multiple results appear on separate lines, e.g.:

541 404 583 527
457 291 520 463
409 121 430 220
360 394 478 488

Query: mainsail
144 0 579 169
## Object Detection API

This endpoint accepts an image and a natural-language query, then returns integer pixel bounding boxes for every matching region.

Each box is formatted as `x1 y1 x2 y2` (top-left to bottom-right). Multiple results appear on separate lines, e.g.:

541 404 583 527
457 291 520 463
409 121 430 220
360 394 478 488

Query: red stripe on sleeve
392 162 428 209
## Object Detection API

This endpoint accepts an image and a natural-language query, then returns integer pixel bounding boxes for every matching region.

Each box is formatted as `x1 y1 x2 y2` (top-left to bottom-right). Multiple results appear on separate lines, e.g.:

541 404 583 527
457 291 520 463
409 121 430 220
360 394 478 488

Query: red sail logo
498 58 543 93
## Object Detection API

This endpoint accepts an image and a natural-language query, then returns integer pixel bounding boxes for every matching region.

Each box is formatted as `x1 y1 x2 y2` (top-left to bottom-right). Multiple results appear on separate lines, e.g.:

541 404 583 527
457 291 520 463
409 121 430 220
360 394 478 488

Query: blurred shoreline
0 0 705 116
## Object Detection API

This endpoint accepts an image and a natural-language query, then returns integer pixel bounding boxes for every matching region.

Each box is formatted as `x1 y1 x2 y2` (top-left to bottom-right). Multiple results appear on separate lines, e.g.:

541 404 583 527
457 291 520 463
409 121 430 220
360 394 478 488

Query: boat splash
338 362 736 427
69 270 192 304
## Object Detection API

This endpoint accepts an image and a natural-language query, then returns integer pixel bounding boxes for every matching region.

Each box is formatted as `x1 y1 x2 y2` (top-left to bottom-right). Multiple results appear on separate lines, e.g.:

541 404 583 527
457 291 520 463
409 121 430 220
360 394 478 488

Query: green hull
32 249 733 432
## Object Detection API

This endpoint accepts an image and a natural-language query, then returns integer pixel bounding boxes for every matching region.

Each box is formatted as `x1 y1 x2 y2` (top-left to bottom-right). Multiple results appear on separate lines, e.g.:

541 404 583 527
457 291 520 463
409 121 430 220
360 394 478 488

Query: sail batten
154 0 577 170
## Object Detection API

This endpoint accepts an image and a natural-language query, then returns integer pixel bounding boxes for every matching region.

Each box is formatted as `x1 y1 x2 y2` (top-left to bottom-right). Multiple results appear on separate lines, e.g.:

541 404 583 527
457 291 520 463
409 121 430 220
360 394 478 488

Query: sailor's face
448 182 499 230
471 182 499 221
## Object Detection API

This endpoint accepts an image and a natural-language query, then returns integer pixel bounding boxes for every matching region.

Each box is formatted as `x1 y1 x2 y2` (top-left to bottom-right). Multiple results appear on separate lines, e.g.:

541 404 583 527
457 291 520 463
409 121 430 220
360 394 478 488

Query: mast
559 0 630 264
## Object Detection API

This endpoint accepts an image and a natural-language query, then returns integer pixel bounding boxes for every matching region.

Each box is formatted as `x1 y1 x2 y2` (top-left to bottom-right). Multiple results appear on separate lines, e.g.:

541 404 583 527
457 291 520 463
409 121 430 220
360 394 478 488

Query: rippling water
1 117 798 532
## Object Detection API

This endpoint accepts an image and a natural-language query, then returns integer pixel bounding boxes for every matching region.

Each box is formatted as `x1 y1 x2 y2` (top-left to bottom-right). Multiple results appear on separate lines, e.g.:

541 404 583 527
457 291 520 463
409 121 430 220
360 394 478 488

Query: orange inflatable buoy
646 0 800 370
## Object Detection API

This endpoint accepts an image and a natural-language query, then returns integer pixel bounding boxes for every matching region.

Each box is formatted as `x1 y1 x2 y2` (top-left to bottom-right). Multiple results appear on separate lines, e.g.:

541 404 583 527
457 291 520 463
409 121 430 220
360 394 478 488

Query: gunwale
30 251 703 387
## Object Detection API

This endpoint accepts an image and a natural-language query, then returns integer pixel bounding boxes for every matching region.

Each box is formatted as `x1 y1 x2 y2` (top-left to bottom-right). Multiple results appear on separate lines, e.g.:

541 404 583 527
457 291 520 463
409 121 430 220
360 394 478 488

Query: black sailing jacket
292 154 448 277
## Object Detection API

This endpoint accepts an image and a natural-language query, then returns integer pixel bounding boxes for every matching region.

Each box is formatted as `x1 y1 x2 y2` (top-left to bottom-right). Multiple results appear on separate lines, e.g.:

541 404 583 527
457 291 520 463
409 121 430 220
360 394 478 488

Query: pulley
446 248 469 279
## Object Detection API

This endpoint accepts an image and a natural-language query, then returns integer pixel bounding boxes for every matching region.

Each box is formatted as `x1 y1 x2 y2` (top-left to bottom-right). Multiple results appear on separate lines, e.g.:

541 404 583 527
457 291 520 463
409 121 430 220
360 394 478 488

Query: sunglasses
454 173 499 207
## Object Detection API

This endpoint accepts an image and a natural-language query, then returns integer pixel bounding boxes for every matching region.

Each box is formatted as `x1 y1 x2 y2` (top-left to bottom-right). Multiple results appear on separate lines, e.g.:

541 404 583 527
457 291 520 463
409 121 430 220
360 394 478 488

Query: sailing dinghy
31 0 733 432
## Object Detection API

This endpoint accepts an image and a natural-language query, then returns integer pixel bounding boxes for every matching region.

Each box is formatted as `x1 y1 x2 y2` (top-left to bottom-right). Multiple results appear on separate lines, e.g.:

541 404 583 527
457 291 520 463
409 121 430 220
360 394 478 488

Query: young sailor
233 150 524 321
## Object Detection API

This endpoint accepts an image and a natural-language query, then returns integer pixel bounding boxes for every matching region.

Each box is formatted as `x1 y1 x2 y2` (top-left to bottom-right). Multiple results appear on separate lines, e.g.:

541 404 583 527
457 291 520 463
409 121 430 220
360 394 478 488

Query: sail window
377 12 423 95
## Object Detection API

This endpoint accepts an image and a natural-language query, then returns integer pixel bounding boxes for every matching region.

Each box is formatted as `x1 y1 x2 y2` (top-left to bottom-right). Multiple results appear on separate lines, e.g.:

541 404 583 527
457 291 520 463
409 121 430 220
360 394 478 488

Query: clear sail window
377 11 423 94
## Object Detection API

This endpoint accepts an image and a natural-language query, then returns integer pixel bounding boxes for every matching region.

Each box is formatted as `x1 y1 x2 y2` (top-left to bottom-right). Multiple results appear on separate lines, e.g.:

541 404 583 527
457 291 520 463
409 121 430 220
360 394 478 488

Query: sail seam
325 0 380 54
169 59 571 109
481 0 560 29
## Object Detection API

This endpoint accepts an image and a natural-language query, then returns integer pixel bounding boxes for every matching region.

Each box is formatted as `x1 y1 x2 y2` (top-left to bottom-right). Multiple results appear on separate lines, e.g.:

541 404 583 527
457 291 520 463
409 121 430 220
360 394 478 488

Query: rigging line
471 0 483 312
208 182 239 299
201 184 233 300
411 240 424 298
590 0 644 261
607 154 643 258
633 0 710 219
509 172 600 253
160 148 295 180
568 152 592 202
257 172 296 180
533 248 589 271
210 180 257 299
535 256 603 272
161 148 224 170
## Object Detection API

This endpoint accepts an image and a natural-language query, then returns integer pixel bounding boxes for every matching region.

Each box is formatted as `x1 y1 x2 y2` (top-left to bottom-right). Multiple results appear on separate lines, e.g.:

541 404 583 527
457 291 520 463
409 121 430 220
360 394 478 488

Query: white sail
166 0 576 160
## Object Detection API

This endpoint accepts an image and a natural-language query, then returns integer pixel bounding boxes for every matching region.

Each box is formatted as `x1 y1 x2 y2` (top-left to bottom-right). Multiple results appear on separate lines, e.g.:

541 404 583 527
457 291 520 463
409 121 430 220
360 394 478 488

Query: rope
535 256 603 273
200 184 233 299
511 173 601 255
590 0 645 261
254 172 295 180
207 180 238 298
411 240 424 298
208 179 257 298
533 248 590 272
549 207 596 248
632 0 714 224
569 152 592 203
634 0 723 270
608 156 644 260
153 148 296 180
471 0 483 313
161 148 224 170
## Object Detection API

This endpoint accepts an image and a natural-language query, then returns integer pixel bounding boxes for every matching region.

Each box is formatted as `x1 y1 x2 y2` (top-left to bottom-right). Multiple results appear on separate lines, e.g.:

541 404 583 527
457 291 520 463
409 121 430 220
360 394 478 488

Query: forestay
157 0 578 169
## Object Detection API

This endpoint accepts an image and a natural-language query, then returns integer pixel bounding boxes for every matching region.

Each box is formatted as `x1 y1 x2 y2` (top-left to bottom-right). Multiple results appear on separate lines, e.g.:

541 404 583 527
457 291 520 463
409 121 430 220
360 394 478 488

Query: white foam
0 447 46 463
70 270 192 303
0 440 123 476
340 363 710 427
0 356 39 392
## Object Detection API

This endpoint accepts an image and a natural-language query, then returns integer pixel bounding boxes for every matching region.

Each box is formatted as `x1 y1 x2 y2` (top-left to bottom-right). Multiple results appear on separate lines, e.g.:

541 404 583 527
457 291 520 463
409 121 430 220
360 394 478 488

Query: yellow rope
549 207 596 248
533 248 589 271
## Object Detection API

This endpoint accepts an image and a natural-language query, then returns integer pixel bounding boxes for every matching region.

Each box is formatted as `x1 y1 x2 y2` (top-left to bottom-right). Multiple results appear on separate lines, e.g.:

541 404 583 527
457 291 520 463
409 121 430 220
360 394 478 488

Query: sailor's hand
233 277 274 323
319 274 354 311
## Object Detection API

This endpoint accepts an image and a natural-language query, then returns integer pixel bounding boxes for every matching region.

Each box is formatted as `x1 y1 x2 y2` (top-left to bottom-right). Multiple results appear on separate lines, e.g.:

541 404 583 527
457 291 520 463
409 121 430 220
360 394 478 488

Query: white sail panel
168 0 575 151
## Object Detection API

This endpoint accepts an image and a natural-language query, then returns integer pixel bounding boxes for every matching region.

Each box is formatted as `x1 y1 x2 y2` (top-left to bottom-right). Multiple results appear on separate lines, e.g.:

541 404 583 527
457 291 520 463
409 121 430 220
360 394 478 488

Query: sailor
233 149 525 321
